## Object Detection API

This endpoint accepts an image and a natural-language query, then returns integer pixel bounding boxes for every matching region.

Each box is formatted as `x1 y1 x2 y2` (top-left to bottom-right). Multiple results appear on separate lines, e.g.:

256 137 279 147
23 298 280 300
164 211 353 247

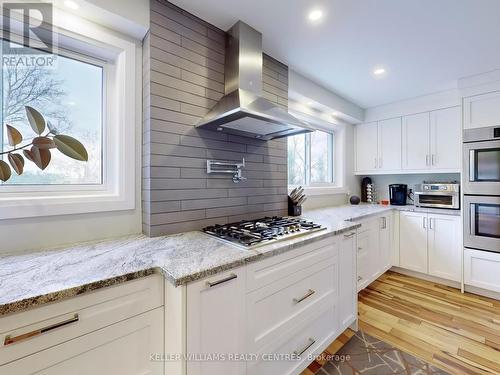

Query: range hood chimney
196 21 314 140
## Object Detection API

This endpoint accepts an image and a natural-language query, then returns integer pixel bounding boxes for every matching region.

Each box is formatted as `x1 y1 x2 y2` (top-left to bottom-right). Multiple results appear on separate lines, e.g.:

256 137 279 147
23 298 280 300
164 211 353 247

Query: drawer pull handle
293 289 316 304
294 338 316 356
4 314 79 346
344 232 355 238
206 273 237 288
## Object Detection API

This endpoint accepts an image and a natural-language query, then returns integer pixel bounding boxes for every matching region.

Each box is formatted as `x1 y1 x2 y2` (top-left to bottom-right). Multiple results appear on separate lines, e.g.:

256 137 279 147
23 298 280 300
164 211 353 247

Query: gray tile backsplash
142 0 289 236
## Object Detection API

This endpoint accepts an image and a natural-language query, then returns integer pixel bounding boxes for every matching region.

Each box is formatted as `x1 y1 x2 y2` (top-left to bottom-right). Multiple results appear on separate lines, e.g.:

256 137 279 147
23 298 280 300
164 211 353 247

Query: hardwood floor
302 271 500 375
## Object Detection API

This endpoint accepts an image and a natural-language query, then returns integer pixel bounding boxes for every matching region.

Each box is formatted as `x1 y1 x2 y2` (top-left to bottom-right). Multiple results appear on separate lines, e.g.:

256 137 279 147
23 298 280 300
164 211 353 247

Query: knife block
288 196 302 216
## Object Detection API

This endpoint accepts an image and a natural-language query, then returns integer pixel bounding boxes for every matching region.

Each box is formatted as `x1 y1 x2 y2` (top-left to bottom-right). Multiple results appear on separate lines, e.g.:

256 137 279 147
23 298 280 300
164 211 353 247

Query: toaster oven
414 182 460 209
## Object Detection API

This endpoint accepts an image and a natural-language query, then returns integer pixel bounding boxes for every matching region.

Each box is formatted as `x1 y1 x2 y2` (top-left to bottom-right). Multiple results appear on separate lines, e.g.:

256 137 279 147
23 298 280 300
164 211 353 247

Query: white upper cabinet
402 112 431 170
464 91 500 129
430 106 461 171
355 122 378 172
378 118 402 171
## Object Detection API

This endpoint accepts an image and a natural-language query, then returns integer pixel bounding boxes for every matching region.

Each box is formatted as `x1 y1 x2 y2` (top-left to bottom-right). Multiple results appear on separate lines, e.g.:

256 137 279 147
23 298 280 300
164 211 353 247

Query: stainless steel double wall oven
463 126 500 253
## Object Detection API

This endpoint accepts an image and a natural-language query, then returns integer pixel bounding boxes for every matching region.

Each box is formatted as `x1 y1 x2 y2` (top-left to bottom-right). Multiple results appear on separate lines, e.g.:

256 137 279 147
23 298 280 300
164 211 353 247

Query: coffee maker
389 184 407 206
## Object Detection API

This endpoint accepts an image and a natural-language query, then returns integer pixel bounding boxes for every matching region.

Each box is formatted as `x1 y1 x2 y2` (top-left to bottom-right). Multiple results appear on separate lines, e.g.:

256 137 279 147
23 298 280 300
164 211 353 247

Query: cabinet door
430 107 461 170
355 122 378 172
2 309 164 375
464 91 500 129
402 112 430 170
428 214 461 282
339 232 357 330
378 118 402 171
379 214 392 273
399 211 428 273
187 268 246 375
356 230 371 291
464 248 500 293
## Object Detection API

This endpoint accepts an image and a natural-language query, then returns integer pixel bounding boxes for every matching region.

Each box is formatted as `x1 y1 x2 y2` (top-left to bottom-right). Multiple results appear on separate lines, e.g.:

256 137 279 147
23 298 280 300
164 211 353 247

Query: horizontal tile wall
143 0 288 236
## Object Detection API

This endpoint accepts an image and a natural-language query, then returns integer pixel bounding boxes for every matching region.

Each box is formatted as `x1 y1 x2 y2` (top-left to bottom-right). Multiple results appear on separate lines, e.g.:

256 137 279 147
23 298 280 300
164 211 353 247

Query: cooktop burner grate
202 216 325 249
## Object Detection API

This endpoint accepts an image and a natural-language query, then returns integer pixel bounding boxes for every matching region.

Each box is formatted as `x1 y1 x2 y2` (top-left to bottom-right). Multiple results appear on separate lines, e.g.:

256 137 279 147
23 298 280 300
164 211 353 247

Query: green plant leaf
33 136 56 149
25 106 46 135
23 146 51 170
53 135 88 161
8 153 24 175
6 125 23 146
0 160 11 182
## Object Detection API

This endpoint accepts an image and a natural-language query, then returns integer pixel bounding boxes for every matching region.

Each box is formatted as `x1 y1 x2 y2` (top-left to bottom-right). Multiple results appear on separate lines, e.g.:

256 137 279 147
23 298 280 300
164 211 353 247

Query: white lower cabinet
464 249 500 293
339 231 357 330
0 275 165 375
3 309 164 375
186 267 246 375
356 213 393 292
400 211 429 273
399 211 461 281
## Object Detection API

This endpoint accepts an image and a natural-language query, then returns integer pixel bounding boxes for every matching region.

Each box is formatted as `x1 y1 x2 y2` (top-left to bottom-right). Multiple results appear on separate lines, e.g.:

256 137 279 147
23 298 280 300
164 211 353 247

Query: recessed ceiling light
332 112 338 117
64 0 79 10
308 9 323 22
307 101 314 106
373 67 386 76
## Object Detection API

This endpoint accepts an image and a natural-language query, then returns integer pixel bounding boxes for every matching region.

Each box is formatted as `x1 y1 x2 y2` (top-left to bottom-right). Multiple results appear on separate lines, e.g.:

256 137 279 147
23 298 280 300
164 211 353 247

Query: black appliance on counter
389 184 408 206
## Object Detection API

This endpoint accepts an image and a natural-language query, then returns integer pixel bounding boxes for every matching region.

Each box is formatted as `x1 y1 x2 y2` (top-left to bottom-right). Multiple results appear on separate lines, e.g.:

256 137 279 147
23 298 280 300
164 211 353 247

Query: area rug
315 331 450 374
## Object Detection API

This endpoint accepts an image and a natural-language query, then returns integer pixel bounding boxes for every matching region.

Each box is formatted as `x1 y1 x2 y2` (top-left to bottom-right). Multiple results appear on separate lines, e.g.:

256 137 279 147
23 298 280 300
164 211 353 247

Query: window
0 8 137 219
1 40 104 185
288 130 334 186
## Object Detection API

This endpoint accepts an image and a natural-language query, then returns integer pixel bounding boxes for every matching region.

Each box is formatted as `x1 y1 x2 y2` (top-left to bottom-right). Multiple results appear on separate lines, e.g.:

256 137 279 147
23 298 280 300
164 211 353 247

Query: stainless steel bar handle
344 232 355 238
206 273 237 288
426 155 429 166
4 314 79 346
432 154 436 166
470 204 476 236
293 289 315 304
423 217 426 229
429 218 433 230
374 158 377 169
293 338 316 356
469 150 475 182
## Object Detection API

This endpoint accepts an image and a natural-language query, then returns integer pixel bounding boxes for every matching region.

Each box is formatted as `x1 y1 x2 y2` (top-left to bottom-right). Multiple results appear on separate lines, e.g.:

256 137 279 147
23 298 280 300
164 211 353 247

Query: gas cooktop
202 216 326 249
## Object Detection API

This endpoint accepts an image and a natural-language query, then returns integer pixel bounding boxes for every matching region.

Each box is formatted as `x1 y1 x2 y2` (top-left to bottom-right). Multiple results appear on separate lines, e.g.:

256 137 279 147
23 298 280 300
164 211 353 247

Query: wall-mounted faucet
206 158 246 183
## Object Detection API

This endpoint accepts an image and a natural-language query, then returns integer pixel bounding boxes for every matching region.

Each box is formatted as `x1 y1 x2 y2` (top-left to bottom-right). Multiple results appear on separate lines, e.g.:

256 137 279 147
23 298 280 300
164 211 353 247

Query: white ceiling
170 0 500 108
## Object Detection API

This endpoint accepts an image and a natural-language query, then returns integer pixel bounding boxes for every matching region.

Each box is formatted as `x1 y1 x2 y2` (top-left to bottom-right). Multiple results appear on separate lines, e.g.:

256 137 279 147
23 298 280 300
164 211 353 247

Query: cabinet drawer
1 308 164 375
247 257 337 352
247 304 338 375
247 237 338 292
0 274 163 365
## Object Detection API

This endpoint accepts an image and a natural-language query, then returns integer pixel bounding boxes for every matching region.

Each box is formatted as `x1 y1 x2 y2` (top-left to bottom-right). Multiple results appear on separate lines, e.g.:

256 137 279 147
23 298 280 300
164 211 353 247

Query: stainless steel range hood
196 21 314 140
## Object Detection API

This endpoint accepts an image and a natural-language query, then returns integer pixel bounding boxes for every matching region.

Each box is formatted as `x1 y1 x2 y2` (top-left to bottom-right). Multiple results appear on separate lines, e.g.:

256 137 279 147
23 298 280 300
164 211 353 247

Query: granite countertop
0 203 461 317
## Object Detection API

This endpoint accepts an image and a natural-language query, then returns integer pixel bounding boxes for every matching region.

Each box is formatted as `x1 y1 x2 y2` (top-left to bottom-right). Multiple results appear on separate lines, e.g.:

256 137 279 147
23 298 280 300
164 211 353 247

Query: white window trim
0 8 136 219
288 110 348 197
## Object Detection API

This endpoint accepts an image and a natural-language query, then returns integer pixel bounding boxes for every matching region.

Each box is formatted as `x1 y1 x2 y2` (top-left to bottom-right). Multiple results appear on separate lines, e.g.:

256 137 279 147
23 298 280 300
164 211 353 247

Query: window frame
0 7 137 219
288 109 348 196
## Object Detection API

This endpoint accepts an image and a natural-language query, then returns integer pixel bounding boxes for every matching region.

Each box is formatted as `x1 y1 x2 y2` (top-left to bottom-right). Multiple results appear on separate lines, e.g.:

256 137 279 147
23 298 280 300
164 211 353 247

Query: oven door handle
469 203 476 236
469 149 475 182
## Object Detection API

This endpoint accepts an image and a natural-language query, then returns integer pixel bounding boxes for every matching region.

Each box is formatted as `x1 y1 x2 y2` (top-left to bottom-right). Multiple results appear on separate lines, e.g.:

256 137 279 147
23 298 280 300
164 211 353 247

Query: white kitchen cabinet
379 214 392 273
355 118 401 173
402 112 431 170
464 91 500 129
399 211 428 273
430 106 461 170
339 231 357 330
464 248 500 293
399 211 461 282
355 122 378 172
187 267 246 375
356 214 392 292
428 214 461 282
2 308 164 375
378 117 402 171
